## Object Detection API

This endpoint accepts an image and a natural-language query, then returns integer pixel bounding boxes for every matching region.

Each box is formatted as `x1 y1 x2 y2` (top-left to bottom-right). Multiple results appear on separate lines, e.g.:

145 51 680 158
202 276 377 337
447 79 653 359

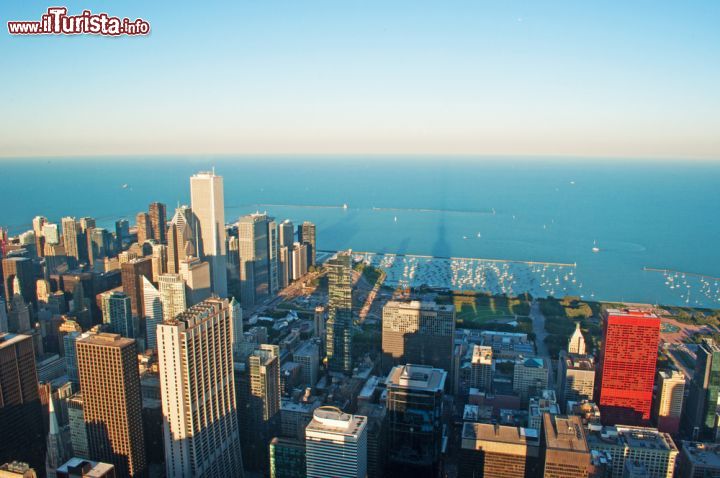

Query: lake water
2 156 719 307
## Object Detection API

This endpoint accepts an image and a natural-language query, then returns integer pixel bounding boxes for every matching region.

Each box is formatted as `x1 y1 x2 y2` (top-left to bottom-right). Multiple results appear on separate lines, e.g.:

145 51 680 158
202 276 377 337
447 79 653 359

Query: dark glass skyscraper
0 333 45 473
325 251 353 374
297 221 316 266
148 202 167 244
686 338 720 440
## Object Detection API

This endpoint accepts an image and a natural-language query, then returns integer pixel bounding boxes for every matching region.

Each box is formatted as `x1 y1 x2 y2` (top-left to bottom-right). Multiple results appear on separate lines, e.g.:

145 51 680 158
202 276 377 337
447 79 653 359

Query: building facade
326 251 353 374
305 407 367 478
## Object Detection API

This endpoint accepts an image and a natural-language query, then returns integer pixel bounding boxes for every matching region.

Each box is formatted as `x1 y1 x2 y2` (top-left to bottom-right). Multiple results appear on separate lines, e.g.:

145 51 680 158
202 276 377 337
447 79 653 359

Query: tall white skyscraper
158 274 187 322
157 298 243 477
190 171 228 297
305 406 368 478
142 277 163 351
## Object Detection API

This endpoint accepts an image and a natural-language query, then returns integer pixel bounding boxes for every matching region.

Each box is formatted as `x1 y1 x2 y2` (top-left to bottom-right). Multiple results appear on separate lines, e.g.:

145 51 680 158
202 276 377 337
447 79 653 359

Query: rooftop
462 422 539 445
564 353 595 370
681 441 720 468
0 333 31 348
306 406 367 437
586 425 677 452
78 332 134 348
384 300 454 313
386 364 447 392
605 308 658 319
543 414 589 453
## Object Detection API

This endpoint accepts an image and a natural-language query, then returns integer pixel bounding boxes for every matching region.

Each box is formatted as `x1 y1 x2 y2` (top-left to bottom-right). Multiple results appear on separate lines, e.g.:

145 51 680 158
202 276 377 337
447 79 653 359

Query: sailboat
592 240 600 253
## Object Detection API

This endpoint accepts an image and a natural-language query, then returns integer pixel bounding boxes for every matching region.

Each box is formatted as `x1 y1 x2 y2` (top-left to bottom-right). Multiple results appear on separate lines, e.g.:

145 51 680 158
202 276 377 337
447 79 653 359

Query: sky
1 1 719 159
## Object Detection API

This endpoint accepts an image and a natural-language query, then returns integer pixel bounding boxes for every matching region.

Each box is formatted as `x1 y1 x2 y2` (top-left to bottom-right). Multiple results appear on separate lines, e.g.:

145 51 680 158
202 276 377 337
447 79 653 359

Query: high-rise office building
42 223 61 245
115 219 130 249
556 352 596 411
135 212 152 245
568 322 587 355
585 425 677 478
381 300 455 381
121 257 153 317
279 220 294 248
101 291 134 338
148 202 167 244
269 437 305 478
685 338 720 440
0 298 8 333
178 257 211 306
677 442 720 478
61 217 81 264
291 243 308 280
63 330 84 388
385 364 446 477
229 297 243 359
67 392 89 459
150 244 167 282
157 298 244 477
470 345 493 392
458 422 540 478
244 344 281 472
326 251 353 374
142 277 162 351
8 278 32 333
0 333 45 473
268 219 279 295
653 370 685 435
278 246 291 289
166 206 195 275
541 414 592 478
598 308 660 426
297 222 316 267
237 213 272 308
305 407 368 478
158 274 186 322
76 333 146 477
2 256 35 306
513 357 550 401
190 171 228 297
293 341 319 389
88 228 111 266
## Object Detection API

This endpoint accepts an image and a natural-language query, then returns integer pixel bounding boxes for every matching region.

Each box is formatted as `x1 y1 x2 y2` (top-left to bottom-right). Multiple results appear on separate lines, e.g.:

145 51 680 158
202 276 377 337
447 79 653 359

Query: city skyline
2 1 720 159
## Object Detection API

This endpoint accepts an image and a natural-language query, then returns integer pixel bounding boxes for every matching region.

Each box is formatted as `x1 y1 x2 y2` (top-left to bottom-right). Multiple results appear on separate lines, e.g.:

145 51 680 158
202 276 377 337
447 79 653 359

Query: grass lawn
452 292 531 327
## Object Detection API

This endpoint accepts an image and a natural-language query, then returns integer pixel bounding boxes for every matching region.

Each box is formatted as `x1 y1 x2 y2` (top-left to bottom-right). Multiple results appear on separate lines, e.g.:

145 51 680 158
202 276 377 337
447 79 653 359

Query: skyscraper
653 370 685 435
568 322 587 355
291 243 308 280
598 308 660 426
268 219 279 295
305 407 367 478
244 344 281 472
237 213 272 308
158 274 186 322
685 338 720 440
142 277 162 351
269 437 306 478
541 414 592 478
121 257 153 317
157 298 244 477
67 392 89 459
166 206 195 275
148 202 167 244
385 364 446 477
135 212 152 245
459 422 541 478
61 217 81 264
230 297 243 359
0 333 45 473
297 222 316 267
556 353 595 411
326 251 353 374
190 171 228 297
178 257 211 306
101 291 134 338
2 256 35 306
76 333 146 477
115 219 130 249
381 300 455 381
470 345 493 392
279 220 294 247
150 243 167 281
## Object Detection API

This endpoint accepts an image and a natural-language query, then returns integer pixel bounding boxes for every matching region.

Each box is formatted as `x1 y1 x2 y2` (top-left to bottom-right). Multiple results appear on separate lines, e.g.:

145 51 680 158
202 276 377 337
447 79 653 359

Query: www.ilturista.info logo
8 7 150 36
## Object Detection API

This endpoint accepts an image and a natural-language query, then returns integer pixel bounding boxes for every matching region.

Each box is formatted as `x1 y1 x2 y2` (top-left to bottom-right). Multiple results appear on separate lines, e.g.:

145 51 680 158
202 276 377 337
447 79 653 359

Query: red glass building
598 308 660 426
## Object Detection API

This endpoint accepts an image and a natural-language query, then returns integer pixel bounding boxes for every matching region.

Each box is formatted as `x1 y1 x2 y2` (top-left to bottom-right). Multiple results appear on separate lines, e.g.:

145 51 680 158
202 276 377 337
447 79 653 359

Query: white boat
592 240 600 253
343 203 348 209
122 183 129 189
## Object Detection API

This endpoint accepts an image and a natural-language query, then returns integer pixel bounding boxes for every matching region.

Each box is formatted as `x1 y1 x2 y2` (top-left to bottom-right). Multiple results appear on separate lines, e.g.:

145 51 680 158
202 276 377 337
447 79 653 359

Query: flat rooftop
544 414 589 452
78 332 134 348
605 308 658 319
682 441 720 468
0 333 31 348
386 364 447 392
384 300 454 312
565 354 595 370
306 406 367 437
586 426 677 451
462 422 538 445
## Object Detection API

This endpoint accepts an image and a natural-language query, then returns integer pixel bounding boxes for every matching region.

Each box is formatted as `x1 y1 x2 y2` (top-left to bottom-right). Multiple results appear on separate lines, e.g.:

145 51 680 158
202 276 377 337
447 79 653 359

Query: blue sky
1 1 719 158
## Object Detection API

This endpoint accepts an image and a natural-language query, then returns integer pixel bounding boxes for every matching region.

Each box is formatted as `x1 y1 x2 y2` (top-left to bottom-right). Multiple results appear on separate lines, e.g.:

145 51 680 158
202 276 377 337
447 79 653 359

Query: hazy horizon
2 1 719 158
